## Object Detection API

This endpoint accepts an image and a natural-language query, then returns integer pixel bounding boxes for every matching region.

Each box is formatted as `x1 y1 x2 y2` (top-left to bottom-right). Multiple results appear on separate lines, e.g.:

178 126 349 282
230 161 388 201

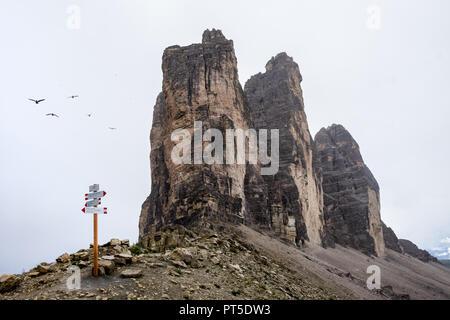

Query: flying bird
46 113 59 118
29 98 46 104
67 95 79 99
87 113 93 117
108 127 117 130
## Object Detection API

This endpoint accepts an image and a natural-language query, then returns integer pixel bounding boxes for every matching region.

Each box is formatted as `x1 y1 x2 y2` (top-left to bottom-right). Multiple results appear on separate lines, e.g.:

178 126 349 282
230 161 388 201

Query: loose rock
0 274 22 293
120 269 143 278
56 253 71 263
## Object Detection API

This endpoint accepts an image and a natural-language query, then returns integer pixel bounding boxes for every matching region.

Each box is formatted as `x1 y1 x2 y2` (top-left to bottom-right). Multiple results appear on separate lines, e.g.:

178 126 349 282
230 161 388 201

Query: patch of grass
175 267 182 275
129 243 146 255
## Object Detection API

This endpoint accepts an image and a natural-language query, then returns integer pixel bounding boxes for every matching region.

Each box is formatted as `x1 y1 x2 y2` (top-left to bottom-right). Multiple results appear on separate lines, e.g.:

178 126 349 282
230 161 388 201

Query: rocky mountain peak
202 28 229 44
315 124 373 187
244 54 325 246
140 30 438 265
399 239 438 263
265 52 298 71
140 28 253 240
315 124 361 155
381 222 402 253
315 124 384 256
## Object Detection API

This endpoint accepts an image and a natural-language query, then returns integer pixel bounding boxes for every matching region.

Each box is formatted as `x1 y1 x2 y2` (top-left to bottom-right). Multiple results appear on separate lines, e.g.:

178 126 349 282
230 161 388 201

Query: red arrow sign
82 207 107 214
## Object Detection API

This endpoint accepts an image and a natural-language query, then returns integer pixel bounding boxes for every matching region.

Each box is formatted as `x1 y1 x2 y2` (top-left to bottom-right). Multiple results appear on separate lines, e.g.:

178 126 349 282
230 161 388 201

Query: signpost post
82 184 108 277
93 213 98 277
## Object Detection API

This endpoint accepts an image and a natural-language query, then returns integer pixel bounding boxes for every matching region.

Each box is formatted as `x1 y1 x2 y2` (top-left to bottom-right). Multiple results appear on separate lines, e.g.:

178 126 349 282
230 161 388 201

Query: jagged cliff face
139 29 436 263
244 53 324 245
398 239 438 263
140 31 324 246
314 124 385 256
381 222 437 262
139 30 265 241
139 93 169 236
382 222 403 253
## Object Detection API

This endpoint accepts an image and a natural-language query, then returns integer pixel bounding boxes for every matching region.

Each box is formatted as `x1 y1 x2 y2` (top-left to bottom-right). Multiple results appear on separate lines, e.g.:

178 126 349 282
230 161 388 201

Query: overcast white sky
1 0 449 273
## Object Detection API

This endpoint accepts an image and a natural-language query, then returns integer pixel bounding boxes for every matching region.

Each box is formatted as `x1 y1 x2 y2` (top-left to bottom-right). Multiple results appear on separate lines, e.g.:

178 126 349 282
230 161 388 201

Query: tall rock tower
141 31 391 255
314 124 385 256
139 29 266 241
244 53 325 246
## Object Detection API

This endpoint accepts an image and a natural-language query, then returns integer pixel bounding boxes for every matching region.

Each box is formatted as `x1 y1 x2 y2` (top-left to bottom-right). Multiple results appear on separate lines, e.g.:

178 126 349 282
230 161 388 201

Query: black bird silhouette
87 113 93 117
108 127 117 130
67 95 79 99
46 113 59 118
29 98 46 104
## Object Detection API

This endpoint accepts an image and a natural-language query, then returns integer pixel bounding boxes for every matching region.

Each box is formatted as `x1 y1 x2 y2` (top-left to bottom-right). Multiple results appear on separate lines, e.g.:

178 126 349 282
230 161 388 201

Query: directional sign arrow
82 207 107 214
85 191 107 200
85 199 101 207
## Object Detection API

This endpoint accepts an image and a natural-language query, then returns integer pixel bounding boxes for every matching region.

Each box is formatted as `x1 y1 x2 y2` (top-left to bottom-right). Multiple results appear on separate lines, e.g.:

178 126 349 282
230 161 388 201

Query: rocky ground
2 222 449 300
0 223 341 300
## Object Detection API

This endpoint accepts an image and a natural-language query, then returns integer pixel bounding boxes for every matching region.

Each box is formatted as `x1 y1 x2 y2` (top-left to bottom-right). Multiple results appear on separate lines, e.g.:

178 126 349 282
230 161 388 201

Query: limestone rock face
139 33 325 246
139 29 263 241
139 93 170 237
398 239 438 263
139 30 413 260
382 222 403 253
244 53 324 246
314 124 385 256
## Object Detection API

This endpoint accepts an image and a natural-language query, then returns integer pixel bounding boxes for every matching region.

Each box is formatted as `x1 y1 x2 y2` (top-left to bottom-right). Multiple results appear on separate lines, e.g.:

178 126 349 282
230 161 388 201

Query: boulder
72 251 90 261
109 239 121 246
116 253 133 264
0 274 22 293
169 248 199 267
120 269 143 278
36 264 52 274
56 253 71 263
98 260 115 275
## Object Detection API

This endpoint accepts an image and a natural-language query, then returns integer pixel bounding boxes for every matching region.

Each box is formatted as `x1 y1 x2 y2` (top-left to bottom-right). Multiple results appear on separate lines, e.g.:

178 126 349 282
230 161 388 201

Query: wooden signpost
82 184 108 277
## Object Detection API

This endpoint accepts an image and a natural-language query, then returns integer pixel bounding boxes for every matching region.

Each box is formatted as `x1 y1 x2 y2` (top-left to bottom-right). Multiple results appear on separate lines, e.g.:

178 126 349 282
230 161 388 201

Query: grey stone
120 269 143 278
98 259 115 275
